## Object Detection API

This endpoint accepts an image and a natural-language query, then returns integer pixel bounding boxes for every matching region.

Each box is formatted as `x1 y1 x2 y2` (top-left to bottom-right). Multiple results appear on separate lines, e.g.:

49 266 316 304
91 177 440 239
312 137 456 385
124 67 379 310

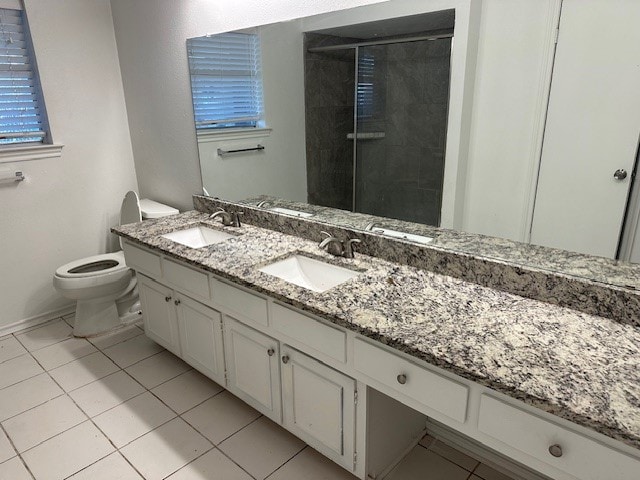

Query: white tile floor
0 315 517 480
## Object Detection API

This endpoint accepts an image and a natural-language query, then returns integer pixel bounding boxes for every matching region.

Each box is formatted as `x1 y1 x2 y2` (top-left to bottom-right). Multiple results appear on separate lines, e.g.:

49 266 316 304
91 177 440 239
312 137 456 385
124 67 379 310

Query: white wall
0 0 138 330
110 0 385 212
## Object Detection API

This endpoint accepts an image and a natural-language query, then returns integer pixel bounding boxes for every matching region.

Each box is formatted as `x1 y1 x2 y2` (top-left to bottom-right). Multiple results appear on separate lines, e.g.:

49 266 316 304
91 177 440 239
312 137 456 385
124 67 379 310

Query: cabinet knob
282 355 290 364
174 299 181 306
548 444 563 458
165 296 172 302
613 169 628 180
267 348 275 357
397 374 407 385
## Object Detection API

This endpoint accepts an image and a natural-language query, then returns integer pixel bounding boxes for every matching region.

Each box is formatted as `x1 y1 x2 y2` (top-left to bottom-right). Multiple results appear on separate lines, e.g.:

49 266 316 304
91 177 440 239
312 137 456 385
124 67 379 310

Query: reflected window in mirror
187 32 264 130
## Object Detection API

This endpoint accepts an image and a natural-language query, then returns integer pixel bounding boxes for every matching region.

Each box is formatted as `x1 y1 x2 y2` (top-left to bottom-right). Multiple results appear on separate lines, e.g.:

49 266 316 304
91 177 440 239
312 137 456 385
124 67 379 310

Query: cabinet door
223 317 281 422
281 346 356 472
138 275 180 355
177 295 225 386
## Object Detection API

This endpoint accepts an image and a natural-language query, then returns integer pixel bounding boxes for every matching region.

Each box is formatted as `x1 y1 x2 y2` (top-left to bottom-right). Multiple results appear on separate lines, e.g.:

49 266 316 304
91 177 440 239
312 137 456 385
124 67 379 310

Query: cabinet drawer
212 279 268 326
271 304 346 363
123 242 161 277
478 395 640 480
162 258 210 300
353 338 468 422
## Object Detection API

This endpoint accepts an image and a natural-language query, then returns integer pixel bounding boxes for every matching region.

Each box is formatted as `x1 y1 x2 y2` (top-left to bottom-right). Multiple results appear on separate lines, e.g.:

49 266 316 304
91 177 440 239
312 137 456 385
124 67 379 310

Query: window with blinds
187 32 264 131
0 7 48 145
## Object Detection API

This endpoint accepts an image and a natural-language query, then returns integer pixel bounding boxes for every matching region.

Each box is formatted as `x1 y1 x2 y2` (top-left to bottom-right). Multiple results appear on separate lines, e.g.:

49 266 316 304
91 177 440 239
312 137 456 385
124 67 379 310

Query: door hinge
353 451 357 467
554 27 559 44
354 390 358 405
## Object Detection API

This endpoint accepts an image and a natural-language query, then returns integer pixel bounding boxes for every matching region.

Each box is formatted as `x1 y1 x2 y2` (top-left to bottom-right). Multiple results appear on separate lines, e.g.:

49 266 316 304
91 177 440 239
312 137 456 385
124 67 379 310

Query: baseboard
0 305 76 336
425 420 552 480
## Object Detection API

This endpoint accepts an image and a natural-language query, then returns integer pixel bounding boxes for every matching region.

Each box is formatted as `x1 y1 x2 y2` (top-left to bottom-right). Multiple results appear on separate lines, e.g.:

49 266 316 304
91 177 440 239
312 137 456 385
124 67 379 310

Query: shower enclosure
304 31 451 226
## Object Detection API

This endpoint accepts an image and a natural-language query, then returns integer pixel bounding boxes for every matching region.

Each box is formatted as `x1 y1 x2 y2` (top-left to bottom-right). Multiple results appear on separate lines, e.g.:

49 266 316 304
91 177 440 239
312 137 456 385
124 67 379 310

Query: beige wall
0 0 138 330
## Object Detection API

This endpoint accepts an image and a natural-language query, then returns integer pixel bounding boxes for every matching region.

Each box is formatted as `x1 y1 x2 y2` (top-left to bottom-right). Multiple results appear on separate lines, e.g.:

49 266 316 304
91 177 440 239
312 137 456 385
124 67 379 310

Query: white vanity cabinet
138 274 181 355
223 317 358 471
138 274 225 385
222 317 282 422
176 295 225 385
281 346 356 471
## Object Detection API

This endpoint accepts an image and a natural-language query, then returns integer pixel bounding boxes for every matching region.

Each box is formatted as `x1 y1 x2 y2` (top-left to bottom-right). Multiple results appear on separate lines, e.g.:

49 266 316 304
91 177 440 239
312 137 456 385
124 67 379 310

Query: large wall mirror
187 0 640 269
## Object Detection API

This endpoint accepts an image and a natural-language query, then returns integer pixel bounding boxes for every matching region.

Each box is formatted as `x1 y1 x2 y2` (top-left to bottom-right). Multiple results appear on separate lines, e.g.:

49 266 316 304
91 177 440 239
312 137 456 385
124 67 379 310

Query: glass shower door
354 38 451 226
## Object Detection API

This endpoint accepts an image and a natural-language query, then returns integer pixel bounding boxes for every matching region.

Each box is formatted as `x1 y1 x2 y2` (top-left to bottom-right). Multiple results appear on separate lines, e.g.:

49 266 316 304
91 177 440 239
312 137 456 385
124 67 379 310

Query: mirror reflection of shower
303 11 453 226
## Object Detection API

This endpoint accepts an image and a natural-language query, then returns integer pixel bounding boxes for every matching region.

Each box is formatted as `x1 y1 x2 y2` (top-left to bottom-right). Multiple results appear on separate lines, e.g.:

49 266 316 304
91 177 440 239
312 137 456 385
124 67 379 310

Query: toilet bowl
53 192 178 337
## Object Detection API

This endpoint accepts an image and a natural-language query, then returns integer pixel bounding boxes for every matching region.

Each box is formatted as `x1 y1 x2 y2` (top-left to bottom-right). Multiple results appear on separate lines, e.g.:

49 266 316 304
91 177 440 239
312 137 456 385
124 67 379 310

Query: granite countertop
113 211 640 451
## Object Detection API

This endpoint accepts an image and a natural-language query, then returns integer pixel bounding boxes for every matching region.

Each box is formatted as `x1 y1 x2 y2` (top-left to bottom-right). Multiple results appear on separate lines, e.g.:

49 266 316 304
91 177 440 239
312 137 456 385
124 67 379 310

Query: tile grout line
6 320 216 479
262 444 308 480
210 445 260 480
0 423 36 479
17 343 119 479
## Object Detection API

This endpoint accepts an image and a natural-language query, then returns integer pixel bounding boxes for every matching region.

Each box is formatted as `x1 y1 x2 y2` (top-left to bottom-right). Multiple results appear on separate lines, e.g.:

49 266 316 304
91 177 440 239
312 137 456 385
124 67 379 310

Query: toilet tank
139 199 179 219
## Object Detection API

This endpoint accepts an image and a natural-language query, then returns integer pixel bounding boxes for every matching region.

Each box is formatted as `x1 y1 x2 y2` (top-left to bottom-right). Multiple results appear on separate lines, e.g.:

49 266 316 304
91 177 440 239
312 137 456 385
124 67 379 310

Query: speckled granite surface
197 195 640 327
113 211 640 451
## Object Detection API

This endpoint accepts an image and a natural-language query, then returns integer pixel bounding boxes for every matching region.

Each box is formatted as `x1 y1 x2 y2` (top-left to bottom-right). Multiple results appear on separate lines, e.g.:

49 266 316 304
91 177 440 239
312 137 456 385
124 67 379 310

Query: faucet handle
231 211 244 227
343 238 361 258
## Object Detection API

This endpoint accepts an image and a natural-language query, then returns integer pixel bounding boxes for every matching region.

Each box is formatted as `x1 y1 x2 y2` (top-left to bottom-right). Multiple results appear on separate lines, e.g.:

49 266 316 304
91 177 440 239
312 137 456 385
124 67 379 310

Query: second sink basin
162 225 236 248
259 254 359 293
270 207 314 218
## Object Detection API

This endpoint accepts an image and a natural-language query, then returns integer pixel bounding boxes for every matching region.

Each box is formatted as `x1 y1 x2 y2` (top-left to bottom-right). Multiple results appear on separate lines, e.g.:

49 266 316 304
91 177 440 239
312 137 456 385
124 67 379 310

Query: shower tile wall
356 39 451 226
304 34 356 210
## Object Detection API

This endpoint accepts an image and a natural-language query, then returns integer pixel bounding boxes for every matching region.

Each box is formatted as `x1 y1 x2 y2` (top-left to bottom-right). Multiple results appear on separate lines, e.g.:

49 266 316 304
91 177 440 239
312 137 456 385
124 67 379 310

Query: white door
139 276 180 355
281 346 356 472
530 0 640 258
177 294 226 386
223 317 282 422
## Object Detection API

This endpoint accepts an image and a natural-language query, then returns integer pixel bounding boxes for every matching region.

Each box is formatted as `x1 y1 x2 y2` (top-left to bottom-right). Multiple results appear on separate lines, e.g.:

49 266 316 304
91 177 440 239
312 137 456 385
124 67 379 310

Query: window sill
196 127 272 143
0 143 64 164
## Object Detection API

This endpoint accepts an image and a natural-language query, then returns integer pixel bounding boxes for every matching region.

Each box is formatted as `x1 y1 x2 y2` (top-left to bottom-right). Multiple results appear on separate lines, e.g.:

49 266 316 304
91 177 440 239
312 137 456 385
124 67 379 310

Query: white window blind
187 32 264 130
0 8 47 145
357 52 375 120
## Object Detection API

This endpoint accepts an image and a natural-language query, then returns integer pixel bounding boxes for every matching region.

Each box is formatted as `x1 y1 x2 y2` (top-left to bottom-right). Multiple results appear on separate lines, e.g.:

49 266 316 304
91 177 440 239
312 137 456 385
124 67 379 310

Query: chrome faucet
210 208 243 227
319 232 362 258
364 221 381 231
319 231 343 256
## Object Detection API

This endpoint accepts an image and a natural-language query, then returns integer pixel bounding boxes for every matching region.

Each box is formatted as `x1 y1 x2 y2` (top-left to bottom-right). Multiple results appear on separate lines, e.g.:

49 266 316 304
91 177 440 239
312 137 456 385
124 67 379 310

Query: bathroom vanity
113 203 640 480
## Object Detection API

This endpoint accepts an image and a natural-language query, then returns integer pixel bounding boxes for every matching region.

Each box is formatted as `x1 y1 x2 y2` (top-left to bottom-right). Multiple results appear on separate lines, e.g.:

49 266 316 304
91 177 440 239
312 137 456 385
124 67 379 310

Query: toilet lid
120 191 142 225
56 251 128 278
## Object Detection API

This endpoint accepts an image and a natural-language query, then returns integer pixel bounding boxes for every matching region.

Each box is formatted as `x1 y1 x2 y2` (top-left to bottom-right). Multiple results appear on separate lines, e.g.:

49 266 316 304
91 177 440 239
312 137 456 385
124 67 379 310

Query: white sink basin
270 207 314 218
162 225 236 248
371 227 433 245
259 254 359 293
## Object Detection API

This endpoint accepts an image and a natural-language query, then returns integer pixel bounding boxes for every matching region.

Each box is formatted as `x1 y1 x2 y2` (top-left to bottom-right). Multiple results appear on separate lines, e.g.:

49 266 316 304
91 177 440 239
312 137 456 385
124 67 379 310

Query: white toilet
53 191 178 337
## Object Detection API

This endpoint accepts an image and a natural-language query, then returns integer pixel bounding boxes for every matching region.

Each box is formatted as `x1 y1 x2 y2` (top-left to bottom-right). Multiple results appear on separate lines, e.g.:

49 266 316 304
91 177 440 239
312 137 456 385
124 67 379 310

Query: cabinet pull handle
165 296 172 302
548 444 563 458
174 299 181 306
397 374 407 385
282 355 290 364
267 348 275 357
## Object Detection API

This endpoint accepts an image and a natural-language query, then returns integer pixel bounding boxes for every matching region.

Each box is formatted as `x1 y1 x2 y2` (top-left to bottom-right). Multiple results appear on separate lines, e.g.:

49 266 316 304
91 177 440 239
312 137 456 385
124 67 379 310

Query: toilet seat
56 251 127 279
